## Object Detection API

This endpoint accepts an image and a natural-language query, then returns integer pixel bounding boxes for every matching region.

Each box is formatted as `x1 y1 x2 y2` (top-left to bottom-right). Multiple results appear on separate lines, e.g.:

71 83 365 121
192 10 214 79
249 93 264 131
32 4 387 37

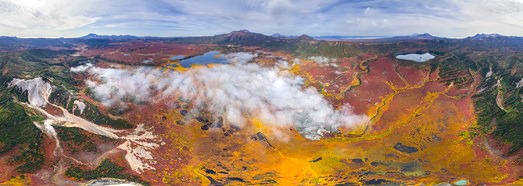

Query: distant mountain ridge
80 33 138 40
2 31 522 41
50 31 523 42
387 33 442 40
271 33 297 39
75 31 445 42
1 30 523 52
312 35 388 40
466 33 521 40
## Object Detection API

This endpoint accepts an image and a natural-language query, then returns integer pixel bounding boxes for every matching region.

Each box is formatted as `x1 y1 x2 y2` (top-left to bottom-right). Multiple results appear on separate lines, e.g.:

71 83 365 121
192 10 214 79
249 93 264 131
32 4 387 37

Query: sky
0 0 522 38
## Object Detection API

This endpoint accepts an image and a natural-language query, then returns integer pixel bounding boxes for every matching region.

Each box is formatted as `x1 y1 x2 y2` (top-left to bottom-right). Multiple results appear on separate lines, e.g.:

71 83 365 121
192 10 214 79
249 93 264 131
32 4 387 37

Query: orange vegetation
107 52 521 185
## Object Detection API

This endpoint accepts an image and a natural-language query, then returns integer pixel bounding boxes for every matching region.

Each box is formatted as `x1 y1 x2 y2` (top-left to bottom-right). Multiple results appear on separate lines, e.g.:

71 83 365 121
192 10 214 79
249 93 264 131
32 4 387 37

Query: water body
86 178 142 186
179 51 228 67
453 179 468 186
170 55 185 60
395 53 435 62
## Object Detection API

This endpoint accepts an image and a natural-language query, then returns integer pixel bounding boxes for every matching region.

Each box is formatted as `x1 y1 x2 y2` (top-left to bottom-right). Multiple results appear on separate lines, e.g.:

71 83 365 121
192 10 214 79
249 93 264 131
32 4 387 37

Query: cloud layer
1 0 523 37
75 53 368 140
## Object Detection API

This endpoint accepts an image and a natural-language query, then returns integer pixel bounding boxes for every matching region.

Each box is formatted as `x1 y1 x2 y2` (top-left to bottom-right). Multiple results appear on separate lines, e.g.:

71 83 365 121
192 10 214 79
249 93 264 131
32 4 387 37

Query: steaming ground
75 52 368 140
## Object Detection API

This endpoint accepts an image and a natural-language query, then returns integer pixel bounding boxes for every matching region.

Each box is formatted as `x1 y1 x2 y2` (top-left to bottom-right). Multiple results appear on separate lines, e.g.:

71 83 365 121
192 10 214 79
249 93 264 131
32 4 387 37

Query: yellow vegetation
0 176 31 186
150 56 518 185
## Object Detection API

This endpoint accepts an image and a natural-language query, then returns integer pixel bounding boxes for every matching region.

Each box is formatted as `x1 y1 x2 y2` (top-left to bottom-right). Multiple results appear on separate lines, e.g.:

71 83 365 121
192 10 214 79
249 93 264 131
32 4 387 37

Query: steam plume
74 52 368 140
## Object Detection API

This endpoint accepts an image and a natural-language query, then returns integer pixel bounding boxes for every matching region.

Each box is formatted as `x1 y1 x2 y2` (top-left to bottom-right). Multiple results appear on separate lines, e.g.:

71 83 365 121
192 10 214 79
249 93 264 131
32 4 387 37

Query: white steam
309 56 333 64
74 52 368 140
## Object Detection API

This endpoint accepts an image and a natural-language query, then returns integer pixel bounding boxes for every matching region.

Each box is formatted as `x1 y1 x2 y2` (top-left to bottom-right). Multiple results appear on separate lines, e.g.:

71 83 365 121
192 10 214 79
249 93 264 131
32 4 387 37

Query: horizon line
0 31 517 40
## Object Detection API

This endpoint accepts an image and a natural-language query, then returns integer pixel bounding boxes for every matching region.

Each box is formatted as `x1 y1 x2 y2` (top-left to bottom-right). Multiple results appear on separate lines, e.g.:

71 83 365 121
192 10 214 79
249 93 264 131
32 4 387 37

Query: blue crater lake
395 53 435 62
178 51 229 67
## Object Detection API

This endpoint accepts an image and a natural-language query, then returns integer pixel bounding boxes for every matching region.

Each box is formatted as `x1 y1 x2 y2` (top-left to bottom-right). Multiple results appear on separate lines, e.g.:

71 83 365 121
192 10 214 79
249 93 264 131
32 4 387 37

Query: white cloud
224 52 258 65
293 58 301 64
84 66 162 107
363 7 376 15
74 53 368 140
0 0 99 30
1 0 523 38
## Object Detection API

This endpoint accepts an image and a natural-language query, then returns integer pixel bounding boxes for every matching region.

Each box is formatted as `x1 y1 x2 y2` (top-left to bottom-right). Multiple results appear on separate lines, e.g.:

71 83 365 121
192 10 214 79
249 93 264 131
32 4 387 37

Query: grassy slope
472 55 523 153
0 80 44 173
0 50 133 175
66 159 148 185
